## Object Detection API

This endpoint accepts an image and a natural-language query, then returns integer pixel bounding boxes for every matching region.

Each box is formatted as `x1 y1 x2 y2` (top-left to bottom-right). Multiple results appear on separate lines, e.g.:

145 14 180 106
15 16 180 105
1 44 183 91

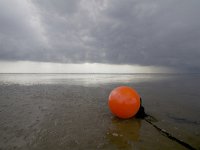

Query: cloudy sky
0 0 200 73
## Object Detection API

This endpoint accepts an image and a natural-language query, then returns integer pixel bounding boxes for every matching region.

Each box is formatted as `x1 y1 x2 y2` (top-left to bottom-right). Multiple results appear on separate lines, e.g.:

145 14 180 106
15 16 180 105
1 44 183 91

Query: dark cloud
33 0 80 15
0 0 200 72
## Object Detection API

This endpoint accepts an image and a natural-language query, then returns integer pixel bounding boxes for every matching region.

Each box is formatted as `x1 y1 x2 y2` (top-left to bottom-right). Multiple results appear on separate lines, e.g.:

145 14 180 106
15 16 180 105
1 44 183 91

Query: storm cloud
0 0 200 72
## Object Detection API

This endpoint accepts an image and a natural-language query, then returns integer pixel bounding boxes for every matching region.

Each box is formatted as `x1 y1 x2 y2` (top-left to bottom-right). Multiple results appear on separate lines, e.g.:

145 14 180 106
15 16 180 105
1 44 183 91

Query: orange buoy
108 86 140 119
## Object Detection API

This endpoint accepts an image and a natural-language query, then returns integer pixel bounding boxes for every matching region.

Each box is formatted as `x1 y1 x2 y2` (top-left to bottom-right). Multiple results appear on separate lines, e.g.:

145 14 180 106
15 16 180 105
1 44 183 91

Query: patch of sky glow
0 61 174 73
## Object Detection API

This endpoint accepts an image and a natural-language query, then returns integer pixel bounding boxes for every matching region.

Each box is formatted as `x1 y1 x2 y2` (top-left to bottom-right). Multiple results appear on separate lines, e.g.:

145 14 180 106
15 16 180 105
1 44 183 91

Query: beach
0 74 199 150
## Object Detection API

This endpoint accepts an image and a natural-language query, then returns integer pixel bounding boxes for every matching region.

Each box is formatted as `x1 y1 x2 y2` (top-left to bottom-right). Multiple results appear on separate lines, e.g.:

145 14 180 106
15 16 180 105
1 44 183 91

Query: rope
136 102 197 150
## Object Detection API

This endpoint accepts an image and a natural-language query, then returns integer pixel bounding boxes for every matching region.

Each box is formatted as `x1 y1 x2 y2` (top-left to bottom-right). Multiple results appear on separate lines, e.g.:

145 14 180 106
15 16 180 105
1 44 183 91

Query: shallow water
0 73 199 149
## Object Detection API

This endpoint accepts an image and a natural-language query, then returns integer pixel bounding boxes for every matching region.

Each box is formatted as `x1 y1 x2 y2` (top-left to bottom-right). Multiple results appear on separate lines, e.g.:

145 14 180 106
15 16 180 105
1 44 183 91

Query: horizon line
0 72 199 74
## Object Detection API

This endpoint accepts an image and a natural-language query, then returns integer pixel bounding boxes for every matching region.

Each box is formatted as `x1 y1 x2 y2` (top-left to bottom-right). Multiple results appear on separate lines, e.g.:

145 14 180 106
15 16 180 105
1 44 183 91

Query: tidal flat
0 74 199 150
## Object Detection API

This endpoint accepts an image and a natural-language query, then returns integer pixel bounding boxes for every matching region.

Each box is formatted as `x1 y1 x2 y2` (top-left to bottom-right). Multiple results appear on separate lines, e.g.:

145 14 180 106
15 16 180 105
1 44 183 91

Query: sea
0 73 199 150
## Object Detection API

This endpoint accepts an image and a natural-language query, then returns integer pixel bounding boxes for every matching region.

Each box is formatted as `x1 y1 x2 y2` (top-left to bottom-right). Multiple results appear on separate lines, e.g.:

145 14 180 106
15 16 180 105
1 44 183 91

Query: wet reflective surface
0 74 199 149
0 73 173 86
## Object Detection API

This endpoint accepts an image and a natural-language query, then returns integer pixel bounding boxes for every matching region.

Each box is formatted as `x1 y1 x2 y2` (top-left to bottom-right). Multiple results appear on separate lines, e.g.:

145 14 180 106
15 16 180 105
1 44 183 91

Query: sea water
0 73 199 149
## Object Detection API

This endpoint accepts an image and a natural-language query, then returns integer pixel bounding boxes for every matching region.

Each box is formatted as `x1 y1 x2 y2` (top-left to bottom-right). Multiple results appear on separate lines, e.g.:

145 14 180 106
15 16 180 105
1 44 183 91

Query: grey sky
0 0 200 72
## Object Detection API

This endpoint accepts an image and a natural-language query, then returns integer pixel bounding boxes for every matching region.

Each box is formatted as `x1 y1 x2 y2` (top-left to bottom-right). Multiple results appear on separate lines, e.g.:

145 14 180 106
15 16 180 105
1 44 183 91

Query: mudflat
0 74 199 150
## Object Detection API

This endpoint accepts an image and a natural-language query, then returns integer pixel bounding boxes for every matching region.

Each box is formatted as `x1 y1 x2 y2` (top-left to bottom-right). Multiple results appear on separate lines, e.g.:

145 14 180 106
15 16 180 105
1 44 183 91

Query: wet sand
0 74 199 149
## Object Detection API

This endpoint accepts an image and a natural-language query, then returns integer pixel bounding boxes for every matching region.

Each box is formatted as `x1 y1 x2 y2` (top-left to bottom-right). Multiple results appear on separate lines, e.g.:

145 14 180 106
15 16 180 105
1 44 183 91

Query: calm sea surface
0 73 199 149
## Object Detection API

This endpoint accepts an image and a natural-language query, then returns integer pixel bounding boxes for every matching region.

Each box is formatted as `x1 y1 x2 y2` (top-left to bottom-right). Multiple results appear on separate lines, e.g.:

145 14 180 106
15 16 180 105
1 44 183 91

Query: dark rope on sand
135 98 197 150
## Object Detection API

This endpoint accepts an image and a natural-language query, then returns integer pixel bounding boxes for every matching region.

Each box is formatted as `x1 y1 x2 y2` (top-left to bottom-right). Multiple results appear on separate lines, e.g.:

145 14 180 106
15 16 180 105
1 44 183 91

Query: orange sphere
108 86 140 119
